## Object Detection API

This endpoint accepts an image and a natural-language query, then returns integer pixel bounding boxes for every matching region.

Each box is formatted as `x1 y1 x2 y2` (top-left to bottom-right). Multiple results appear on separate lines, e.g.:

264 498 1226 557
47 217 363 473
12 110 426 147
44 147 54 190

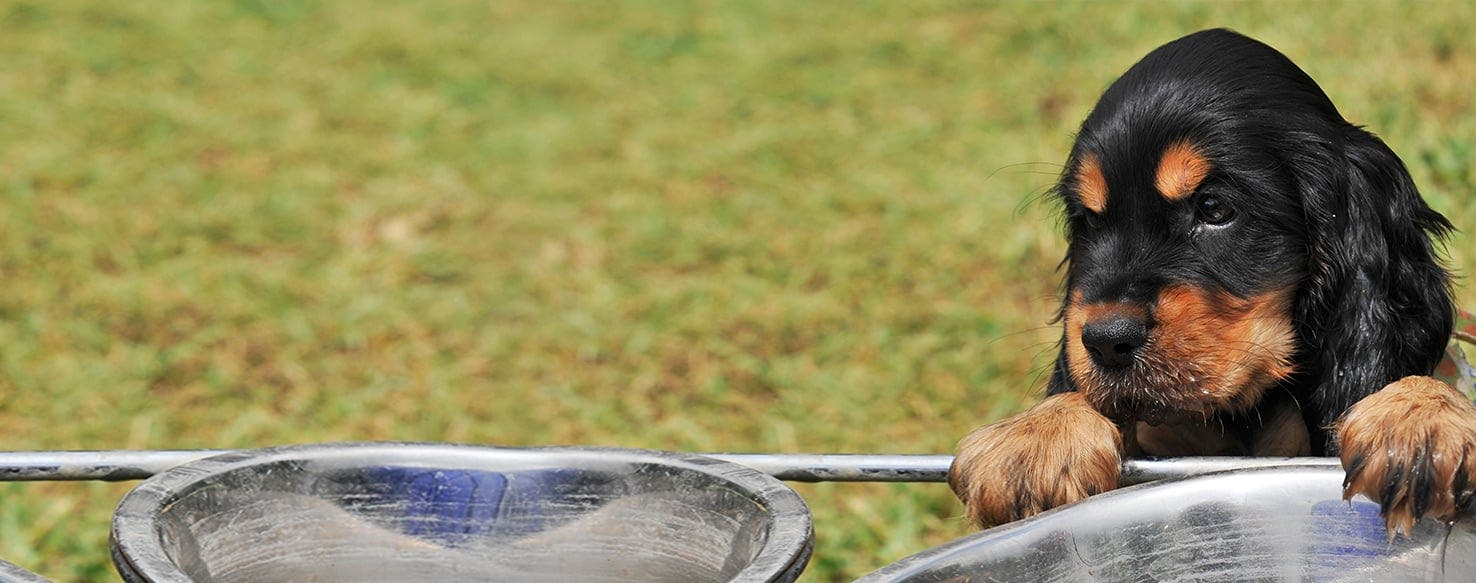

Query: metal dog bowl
110 443 812 582
861 465 1476 582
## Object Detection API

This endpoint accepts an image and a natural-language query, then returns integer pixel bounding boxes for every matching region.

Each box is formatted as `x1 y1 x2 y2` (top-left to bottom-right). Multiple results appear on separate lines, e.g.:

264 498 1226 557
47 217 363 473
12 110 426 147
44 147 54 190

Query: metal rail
0 449 1341 484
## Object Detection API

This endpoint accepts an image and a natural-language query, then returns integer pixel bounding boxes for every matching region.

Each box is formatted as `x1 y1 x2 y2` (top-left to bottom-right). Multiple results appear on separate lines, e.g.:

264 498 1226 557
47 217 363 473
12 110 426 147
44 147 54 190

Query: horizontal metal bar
707 453 955 482
0 450 222 482
710 453 1341 483
0 449 1342 485
1118 456 1340 485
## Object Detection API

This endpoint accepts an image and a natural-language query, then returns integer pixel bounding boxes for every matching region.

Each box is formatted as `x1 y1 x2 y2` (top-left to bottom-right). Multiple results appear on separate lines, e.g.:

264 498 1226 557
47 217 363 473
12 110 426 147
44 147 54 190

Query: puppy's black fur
951 28 1469 534
1050 28 1453 453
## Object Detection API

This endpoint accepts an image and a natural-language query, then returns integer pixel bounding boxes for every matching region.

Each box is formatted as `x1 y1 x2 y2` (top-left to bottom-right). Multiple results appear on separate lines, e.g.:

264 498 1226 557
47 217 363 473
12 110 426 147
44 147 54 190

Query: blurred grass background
0 1 1471 580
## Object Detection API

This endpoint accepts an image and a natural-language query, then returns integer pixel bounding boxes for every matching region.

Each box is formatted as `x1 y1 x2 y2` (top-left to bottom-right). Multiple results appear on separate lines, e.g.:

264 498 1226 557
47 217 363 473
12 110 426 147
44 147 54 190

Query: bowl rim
110 442 814 583
854 463 1452 582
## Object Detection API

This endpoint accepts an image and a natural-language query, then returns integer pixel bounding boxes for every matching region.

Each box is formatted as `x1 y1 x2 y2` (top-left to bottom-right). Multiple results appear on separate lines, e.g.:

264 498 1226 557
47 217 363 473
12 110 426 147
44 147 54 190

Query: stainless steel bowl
862 464 1476 582
111 443 812 582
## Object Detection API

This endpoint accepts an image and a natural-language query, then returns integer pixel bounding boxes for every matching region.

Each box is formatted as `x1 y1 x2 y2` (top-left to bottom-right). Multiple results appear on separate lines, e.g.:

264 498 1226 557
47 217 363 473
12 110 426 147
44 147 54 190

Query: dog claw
1338 376 1476 536
1342 451 1366 492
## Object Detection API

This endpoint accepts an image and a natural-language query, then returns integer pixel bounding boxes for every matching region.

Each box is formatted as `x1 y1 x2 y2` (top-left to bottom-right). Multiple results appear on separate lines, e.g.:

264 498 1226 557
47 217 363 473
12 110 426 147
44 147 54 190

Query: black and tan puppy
950 29 1474 536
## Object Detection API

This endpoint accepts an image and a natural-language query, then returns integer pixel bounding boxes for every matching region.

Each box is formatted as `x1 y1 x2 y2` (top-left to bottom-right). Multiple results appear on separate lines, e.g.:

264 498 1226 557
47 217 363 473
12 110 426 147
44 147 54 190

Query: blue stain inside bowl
1308 499 1388 560
332 467 591 546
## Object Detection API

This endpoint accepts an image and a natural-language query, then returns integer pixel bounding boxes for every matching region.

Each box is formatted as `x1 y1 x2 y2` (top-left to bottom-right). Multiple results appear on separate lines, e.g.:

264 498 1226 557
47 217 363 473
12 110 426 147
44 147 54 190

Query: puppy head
1054 29 1336 422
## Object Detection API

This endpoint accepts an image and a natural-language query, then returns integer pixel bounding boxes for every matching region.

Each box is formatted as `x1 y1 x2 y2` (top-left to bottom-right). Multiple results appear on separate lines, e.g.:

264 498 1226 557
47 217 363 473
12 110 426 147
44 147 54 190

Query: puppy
950 29 1473 536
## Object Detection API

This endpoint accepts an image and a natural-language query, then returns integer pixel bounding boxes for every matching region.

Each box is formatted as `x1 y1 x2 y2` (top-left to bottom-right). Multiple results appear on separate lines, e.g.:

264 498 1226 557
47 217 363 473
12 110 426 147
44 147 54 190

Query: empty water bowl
111 443 812 582
861 464 1476 582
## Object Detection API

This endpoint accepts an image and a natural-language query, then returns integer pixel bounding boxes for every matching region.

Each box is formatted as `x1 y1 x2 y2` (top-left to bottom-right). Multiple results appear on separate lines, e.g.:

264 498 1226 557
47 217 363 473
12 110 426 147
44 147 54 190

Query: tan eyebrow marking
1155 141 1213 201
1076 153 1107 213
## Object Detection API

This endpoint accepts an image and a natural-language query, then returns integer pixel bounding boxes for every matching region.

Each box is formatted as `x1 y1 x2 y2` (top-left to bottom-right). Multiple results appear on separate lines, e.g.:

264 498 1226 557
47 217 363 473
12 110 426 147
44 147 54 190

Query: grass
0 1 1471 580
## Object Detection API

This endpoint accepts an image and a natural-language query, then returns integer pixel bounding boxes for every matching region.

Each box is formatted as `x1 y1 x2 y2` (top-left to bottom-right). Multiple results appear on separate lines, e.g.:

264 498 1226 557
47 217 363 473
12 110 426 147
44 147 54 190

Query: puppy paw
1338 375 1476 536
949 391 1122 528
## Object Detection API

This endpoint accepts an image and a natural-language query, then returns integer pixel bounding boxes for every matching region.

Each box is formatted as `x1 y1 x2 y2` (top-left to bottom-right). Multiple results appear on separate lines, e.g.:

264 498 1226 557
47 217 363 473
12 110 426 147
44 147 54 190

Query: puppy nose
1081 314 1149 369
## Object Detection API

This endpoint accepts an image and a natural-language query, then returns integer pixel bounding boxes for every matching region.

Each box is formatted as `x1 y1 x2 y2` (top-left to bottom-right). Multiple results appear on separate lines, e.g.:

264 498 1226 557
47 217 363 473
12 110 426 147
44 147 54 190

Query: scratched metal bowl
110 443 812 583
860 464 1476 582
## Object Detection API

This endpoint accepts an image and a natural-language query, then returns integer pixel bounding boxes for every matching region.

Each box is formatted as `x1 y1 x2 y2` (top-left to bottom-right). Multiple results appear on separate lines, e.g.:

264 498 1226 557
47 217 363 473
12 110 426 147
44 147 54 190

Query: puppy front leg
949 391 1122 527
1337 375 1476 535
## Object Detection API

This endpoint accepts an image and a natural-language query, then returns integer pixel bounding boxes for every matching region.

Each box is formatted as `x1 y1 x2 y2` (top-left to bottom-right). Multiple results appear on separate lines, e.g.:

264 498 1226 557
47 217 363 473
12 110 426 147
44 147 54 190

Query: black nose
1081 314 1149 369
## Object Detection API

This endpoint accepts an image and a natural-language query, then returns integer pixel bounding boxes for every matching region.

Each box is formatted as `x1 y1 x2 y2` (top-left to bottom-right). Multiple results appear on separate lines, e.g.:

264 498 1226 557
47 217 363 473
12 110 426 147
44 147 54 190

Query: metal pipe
0 449 1341 484
1118 456 1340 485
708 453 956 482
0 450 217 482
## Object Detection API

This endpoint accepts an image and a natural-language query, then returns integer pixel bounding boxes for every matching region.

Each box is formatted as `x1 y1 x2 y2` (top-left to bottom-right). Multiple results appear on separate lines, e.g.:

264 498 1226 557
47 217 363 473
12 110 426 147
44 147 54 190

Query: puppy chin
1087 387 1216 425
1126 403 1209 426
1077 357 1254 424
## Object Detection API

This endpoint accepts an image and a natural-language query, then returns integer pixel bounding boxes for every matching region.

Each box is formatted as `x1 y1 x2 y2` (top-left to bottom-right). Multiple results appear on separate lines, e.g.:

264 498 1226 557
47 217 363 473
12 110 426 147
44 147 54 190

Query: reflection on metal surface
110 444 812 583
861 465 1475 582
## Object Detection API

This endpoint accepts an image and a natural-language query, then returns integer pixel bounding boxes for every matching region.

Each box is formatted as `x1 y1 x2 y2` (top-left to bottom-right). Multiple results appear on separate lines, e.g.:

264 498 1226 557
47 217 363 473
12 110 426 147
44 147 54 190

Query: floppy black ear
1296 126 1454 448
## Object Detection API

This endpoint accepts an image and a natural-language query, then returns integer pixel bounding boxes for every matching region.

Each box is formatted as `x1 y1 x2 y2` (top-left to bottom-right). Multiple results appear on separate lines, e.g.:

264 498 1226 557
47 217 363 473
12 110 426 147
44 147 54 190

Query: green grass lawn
0 1 1472 580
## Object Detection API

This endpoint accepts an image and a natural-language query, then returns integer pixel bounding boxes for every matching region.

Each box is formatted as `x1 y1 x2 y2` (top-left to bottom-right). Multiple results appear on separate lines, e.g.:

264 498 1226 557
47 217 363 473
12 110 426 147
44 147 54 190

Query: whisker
982 161 1064 184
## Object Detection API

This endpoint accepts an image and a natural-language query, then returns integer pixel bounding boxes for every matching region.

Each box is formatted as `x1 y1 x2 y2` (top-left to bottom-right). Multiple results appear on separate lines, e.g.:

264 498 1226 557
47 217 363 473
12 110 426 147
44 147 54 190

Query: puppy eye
1195 195 1235 225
